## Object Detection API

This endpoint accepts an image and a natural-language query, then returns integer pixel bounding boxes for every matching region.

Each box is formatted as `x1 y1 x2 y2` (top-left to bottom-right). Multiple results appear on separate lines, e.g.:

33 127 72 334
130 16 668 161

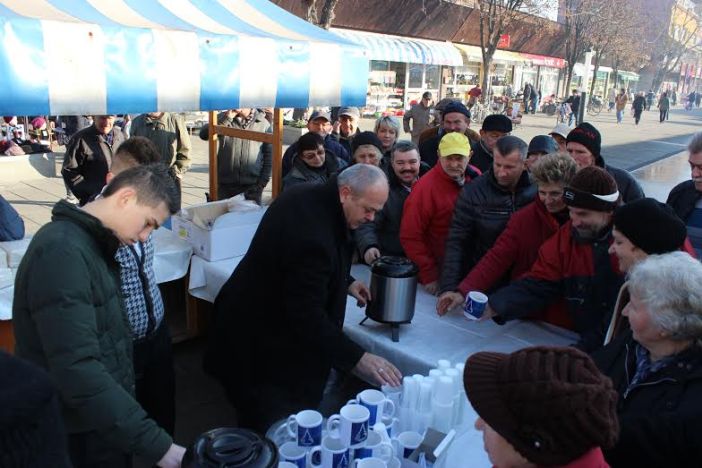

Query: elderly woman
282 132 346 191
592 252 702 466
437 153 576 328
374 115 401 161
350 131 384 167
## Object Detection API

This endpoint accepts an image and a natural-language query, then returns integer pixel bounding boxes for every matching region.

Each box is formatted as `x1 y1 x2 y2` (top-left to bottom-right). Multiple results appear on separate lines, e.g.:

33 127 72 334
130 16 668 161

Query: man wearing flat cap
469 114 513 173
418 101 476 168
483 166 624 352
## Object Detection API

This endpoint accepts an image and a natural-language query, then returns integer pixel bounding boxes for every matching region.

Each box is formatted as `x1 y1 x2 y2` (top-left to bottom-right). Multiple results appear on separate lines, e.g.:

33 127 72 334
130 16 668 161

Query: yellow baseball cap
438 132 470 158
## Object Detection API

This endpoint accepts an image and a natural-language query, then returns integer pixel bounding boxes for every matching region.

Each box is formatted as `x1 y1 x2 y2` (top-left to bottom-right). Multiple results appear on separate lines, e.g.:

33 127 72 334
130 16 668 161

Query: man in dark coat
206 164 402 432
355 141 425 263
440 136 535 293
667 131 702 257
469 114 513 173
418 101 476 168
61 115 125 205
566 122 644 203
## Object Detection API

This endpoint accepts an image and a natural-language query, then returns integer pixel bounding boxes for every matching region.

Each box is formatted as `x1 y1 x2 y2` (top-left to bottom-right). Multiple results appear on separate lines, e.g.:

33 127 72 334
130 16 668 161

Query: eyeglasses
301 149 325 160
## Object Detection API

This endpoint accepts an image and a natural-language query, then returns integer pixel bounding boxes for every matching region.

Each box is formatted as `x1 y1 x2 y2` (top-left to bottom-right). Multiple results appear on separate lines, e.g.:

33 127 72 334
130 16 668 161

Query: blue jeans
568 112 577 126
616 109 624 123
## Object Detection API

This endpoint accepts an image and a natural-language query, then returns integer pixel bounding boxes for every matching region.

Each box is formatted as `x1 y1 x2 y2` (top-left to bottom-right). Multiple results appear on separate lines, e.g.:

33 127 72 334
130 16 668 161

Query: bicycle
557 102 571 124
470 102 488 125
587 96 603 116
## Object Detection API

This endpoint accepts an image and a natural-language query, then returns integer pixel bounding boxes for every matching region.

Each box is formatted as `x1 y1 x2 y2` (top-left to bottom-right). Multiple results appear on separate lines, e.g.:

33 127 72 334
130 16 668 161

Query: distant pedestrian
466 85 482 109
632 92 646 125
658 92 670 123
696 92 702 108
403 92 433 145
608 87 617 111
645 89 655 111
565 89 580 126
615 88 628 124
522 82 533 113
672 90 678 106
687 90 696 111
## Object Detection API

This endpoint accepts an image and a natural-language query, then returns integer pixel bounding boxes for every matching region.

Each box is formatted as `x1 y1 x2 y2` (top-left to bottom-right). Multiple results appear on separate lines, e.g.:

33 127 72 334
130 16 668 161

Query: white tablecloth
0 228 193 321
345 265 578 377
187 255 243 302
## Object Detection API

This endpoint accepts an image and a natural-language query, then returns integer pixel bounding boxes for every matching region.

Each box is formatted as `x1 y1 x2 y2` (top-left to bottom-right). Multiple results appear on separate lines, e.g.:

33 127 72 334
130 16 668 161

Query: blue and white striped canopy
333 28 463 67
0 0 368 116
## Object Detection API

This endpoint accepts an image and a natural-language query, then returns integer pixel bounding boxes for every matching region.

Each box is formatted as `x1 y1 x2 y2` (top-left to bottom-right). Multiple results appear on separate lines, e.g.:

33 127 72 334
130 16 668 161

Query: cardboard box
172 199 266 261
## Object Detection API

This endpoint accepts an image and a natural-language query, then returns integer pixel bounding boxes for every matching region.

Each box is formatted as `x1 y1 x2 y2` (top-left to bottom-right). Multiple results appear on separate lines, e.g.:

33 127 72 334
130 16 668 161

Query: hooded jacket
12 201 172 464
400 163 481 284
282 150 347 191
440 170 536 293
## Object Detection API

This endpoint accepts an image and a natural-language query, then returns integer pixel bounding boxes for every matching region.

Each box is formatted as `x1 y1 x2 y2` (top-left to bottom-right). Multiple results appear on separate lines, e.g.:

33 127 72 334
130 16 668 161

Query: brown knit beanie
564 166 619 212
463 346 619 466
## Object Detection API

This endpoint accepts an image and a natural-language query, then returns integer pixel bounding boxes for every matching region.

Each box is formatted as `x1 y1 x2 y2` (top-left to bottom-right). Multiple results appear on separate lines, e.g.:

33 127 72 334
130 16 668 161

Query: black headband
563 186 619 212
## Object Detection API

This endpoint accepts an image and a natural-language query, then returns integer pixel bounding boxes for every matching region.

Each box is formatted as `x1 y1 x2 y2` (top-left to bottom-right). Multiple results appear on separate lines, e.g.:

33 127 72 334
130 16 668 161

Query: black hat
528 135 559 155
567 122 601 159
482 114 513 133
614 198 687 254
464 346 619 466
351 131 384 156
442 101 471 120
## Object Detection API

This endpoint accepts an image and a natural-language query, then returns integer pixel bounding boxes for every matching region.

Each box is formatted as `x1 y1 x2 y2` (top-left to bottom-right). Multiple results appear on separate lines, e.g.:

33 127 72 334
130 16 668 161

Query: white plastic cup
437 359 451 369
434 376 454 405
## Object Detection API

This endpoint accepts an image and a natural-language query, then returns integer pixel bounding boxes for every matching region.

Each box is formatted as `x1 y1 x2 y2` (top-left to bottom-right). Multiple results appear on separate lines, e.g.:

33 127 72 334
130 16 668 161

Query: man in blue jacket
0 194 24 241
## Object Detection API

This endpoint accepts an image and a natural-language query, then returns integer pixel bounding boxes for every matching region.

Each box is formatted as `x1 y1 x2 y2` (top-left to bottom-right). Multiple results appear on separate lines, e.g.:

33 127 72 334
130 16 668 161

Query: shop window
408 64 423 88
425 65 440 89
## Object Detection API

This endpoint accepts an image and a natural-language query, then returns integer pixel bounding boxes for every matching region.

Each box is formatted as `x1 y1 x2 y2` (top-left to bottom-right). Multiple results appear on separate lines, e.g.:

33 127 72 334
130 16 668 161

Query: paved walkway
2 106 700 235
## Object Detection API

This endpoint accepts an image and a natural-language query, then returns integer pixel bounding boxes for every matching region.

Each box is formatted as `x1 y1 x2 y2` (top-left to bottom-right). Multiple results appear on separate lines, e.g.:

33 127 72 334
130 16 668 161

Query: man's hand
352 352 402 388
436 291 464 316
363 248 381 265
423 281 439 296
478 304 498 322
348 280 371 307
157 443 185 468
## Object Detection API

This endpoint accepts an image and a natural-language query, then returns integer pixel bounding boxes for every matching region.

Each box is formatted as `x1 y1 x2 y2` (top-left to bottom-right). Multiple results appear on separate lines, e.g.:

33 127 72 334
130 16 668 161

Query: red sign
497 34 510 48
522 53 566 69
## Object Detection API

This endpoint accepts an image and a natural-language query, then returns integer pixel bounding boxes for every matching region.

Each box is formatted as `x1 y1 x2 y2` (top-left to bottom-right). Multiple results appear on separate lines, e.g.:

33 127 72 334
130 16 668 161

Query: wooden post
272 108 284 198
208 111 218 201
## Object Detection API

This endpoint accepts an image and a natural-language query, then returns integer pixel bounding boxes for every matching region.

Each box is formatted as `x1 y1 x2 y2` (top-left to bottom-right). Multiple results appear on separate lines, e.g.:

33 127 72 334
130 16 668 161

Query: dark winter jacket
282 150 347 191
468 139 494 174
200 110 272 186
591 331 702 467
12 201 172 464
457 197 572 329
400 164 482 285
205 178 365 417
489 222 624 352
439 170 536 293
334 128 361 156
61 125 125 205
0 194 24 241
282 134 350 177
596 156 644 203
632 95 646 112
667 179 701 221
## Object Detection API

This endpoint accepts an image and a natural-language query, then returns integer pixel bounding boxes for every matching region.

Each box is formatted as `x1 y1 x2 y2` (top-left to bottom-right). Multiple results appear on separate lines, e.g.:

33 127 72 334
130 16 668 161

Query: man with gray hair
667 131 702 257
440 135 535 293
206 164 403 432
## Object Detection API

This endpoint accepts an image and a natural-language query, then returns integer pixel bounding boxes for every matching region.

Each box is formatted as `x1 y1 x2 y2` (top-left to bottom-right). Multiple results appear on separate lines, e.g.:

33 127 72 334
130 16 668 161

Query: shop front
332 28 463 116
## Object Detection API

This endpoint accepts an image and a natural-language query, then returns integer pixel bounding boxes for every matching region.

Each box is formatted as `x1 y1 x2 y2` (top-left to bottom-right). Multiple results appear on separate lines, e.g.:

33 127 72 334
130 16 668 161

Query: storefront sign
523 53 566 68
497 34 510 48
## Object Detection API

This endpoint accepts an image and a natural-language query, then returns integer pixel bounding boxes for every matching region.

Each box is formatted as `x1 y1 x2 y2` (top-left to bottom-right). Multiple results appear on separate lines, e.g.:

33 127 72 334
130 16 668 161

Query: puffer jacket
440 170 536 293
12 201 172 464
457 197 572 329
488 221 624 352
200 110 272 186
282 134 349 177
282 150 347 191
468 139 494 174
591 331 702 467
595 156 644 203
418 127 481 168
400 163 481 285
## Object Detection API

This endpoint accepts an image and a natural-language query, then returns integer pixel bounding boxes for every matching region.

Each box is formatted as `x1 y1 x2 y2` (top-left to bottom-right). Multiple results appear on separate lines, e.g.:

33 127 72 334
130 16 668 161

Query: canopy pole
272 108 283 198
208 111 218 201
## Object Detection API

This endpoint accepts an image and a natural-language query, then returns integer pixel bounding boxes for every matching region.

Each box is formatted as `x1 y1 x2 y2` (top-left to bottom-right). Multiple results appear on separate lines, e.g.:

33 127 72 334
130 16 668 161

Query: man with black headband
482 166 624 352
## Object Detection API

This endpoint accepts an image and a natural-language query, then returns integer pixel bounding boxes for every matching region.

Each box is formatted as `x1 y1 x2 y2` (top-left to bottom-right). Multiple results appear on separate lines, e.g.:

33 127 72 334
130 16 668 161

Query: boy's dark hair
298 132 325 153
103 164 179 214
114 136 162 166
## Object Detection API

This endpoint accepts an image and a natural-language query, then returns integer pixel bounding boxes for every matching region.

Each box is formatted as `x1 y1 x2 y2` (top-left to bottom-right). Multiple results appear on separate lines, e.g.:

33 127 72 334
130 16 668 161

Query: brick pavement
2 106 700 235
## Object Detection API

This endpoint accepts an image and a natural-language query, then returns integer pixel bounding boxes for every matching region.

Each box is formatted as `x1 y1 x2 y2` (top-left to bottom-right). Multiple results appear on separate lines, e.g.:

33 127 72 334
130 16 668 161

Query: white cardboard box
172 200 266 262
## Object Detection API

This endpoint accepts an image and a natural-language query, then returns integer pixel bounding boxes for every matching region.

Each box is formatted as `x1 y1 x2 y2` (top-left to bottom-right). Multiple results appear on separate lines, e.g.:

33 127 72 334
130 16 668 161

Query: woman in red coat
437 152 576 328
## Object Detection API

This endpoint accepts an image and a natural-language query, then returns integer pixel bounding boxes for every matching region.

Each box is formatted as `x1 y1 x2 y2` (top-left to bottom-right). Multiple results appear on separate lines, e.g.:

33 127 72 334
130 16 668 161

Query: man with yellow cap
400 132 481 295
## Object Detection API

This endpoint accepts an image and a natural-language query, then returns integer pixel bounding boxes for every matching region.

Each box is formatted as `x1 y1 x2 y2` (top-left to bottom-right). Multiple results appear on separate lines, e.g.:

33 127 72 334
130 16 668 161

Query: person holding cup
206 164 403 433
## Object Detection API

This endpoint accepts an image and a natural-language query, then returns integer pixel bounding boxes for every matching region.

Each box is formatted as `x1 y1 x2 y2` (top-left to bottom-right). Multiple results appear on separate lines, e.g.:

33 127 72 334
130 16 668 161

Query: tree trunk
303 0 318 24
564 63 575 97
482 57 492 100
590 51 601 97
318 0 339 30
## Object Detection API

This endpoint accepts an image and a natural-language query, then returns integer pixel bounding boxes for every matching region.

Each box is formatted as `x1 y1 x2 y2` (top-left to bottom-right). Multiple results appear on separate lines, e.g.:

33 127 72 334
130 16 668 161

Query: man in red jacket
400 132 481 295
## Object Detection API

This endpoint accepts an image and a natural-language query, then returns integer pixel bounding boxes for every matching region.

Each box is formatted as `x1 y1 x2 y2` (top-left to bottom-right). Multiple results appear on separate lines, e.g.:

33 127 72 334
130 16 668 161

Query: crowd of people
3 94 702 468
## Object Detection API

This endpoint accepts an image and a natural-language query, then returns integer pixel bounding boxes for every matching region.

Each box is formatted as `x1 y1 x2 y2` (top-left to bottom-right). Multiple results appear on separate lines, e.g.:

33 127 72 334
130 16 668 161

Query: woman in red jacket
437 152 576 327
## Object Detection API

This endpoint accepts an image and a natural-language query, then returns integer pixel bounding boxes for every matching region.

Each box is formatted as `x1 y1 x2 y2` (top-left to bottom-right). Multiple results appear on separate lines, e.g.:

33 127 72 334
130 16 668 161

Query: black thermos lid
182 427 279 468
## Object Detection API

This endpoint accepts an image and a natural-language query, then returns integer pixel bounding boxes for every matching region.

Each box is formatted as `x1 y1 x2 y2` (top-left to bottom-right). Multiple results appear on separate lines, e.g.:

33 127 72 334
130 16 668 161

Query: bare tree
476 0 553 99
301 0 339 30
561 0 604 94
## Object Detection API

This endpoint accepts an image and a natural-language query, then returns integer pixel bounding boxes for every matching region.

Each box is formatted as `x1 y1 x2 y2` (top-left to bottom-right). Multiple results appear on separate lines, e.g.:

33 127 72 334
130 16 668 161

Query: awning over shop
454 44 564 68
333 28 463 67
616 71 640 81
0 0 368 115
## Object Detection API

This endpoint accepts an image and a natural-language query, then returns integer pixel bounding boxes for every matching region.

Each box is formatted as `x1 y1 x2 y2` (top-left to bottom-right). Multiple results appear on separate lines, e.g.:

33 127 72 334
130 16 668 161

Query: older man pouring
206 164 402 432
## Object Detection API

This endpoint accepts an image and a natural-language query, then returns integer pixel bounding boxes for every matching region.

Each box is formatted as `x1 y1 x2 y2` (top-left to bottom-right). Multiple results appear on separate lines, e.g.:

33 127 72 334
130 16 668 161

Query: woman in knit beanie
464 346 619 468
